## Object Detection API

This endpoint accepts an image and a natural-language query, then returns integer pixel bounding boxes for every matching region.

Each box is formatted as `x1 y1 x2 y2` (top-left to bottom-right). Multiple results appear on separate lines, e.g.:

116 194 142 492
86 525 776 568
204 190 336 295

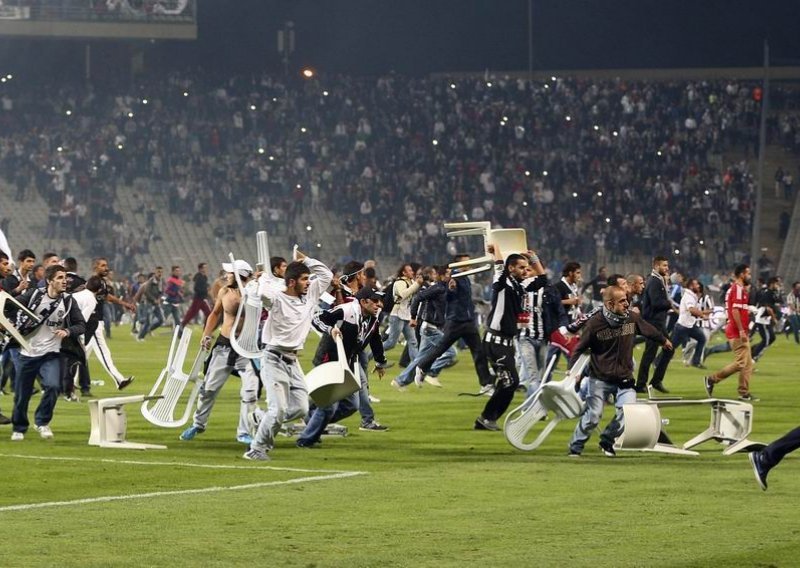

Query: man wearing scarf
568 286 672 457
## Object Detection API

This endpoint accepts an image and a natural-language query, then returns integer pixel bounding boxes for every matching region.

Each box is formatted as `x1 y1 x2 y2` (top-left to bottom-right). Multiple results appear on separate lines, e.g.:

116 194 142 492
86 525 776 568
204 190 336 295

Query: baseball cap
355 286 385 302
222 259 254 277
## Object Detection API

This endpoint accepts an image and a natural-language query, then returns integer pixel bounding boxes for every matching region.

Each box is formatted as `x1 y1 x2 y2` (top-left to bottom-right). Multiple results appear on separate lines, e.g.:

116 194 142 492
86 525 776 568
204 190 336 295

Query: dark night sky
167 0 800 73
1 0 799 77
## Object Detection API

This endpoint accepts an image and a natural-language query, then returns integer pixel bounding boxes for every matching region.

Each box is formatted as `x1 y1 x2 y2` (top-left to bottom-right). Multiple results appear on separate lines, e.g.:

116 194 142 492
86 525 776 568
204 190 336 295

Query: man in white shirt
10 265 86 440
650 278 711 388
382 263 422 359
244 250 332 461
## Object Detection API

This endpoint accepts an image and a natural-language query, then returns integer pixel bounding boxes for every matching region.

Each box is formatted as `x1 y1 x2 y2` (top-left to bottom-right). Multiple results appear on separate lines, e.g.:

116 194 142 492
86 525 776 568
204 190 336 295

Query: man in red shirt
704 264 757 401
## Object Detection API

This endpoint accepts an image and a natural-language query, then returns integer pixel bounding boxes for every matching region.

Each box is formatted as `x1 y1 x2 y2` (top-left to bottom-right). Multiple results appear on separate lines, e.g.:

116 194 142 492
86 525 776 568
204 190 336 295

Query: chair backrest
0 291 41 352
489 228 527 258
305 335 360 407
504 354 589 451
615 404 662 450
444 222 528 278
140 327 205 428
229 253 262 359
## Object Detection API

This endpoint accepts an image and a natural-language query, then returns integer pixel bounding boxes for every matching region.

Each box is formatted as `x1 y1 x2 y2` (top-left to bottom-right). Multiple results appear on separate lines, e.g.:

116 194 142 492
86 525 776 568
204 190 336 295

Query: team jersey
724 283 749 340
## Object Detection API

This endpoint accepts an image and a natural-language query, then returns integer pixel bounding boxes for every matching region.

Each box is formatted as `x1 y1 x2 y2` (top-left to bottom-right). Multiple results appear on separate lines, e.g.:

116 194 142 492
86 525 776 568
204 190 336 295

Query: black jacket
312 301 387 367
411 282 447 327
642 274 672 327
4 287 87 355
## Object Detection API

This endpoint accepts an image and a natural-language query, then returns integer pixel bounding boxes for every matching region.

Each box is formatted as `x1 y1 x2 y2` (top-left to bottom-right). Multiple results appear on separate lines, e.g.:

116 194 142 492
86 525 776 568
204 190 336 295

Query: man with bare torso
180 260 261 445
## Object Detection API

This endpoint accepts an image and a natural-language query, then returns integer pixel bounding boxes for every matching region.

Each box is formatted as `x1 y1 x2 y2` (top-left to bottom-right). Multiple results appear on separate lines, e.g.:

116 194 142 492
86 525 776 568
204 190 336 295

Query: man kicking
244 250 332 460
181 259 261 444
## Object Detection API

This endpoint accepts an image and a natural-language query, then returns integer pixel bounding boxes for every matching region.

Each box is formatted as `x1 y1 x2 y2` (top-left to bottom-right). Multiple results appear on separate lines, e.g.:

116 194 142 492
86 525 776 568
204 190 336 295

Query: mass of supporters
0 72 798 469
2 74 800 273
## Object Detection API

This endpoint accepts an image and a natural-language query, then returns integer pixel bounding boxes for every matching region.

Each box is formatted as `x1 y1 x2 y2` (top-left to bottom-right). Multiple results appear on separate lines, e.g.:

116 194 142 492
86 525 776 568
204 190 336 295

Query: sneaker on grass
243 448 270 461
11 431 24 441
180 425 204 441
359 421 388 432
36 425 54 439
236 433 253 445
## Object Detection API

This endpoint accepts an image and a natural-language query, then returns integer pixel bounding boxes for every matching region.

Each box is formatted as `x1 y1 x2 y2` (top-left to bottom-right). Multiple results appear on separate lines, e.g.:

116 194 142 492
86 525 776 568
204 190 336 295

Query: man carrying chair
297 286 388 447
180 259 261 445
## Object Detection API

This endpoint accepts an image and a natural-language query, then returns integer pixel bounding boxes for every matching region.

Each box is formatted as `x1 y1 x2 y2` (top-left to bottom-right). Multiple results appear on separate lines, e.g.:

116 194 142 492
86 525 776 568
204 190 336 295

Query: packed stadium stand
1 72 799 279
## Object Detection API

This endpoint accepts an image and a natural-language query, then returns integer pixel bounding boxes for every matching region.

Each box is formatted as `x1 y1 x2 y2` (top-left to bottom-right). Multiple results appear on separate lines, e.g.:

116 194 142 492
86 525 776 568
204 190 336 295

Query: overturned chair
305 335 360 407
87 327 205 449
443 221 528 278
504 354 589 451
614 398 765 456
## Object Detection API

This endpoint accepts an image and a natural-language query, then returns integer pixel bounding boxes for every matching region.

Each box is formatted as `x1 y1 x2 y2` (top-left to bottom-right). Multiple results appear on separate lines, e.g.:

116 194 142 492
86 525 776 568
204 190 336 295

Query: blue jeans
788 314 800 343
568 377 636 454
650 323 707 384
382 315 418 359
162 302 182 328
518 336 548 393
356 354 375 425
12 354 61 433
298 390 360 445
396 326 456 386
137 303 165 339
5 346 21 380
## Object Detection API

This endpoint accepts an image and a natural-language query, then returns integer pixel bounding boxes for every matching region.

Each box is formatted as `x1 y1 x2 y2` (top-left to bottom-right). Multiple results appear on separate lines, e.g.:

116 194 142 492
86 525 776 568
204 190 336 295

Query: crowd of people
2 73 800 276
1 238 798 482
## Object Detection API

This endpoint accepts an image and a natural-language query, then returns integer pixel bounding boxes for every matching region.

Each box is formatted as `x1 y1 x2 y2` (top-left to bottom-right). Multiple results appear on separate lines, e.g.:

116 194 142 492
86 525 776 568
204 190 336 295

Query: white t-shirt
258 258 332 351
677 288 700 328
21 294 67 358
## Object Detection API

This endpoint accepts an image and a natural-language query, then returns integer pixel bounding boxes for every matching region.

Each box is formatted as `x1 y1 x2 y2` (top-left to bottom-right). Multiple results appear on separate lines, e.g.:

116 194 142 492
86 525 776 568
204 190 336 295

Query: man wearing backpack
382 264 422 359
8 264 86 440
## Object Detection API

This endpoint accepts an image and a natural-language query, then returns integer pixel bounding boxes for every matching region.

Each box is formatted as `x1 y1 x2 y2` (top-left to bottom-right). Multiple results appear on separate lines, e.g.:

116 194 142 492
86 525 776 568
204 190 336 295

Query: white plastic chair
504 354 589 451
305 335 360 407
89 395 166 450
140 327 205 428
443 221 528 277
0 291 41 352
229 252 262 360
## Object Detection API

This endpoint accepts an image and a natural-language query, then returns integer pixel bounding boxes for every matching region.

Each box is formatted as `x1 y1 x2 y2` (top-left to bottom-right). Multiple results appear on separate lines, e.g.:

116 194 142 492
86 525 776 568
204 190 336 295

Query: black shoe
474 416 500 431
691 363 707 370
738 393 760 402
567 449 581 458
0 413 11 425
117 376 135 390
634 385 647 394
749 451 769 490
81 390 94 398
703 376 714 397
296 438 321 448
650 382 670 394
599 440 616 457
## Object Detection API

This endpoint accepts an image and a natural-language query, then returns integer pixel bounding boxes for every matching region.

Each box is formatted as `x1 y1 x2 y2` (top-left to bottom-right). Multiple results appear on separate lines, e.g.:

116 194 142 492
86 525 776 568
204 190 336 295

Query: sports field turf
0 328 797 567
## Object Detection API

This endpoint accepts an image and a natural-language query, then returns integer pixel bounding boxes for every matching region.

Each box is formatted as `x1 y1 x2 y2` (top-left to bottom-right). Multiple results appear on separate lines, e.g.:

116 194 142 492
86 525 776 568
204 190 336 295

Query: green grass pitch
0 327 797 567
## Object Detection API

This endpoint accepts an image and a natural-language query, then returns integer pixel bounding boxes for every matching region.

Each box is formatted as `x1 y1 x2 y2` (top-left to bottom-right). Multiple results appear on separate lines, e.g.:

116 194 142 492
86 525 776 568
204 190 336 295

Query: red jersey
724 283 749 340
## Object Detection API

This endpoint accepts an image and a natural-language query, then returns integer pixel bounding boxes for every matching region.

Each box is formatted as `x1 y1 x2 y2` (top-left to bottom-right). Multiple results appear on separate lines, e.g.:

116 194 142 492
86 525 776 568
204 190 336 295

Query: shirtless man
180 259 261 445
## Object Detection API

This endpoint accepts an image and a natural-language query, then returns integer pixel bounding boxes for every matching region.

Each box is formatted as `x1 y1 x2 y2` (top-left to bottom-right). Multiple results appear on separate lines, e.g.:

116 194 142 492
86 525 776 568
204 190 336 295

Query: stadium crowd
2 73 800 277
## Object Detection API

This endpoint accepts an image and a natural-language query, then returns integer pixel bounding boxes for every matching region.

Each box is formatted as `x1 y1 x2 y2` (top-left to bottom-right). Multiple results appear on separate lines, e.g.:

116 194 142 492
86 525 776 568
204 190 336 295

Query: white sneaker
390 379 407 392
414 367 425 388
368 394 381 403
479 384 495 397
36 425 54 439
11 431 24 441
424 375 443 388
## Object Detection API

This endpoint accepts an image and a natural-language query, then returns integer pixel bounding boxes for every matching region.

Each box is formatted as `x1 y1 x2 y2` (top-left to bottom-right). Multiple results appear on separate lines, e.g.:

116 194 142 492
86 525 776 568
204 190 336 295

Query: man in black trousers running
635 255 674 393
749 427 800 490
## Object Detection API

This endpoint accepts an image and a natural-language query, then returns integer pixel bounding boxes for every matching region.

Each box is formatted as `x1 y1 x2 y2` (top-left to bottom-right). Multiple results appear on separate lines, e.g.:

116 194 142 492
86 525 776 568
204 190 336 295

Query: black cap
355 286 385 302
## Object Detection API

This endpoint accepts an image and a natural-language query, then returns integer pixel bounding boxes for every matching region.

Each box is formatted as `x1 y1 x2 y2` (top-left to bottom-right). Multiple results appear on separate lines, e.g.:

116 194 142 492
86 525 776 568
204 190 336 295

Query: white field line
0 471 366 512
0 453 361 474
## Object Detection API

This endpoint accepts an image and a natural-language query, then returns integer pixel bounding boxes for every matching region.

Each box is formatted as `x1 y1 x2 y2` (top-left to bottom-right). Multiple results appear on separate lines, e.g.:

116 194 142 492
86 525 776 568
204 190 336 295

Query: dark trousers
417 320 491 386
480 340 519 421
651 323 707 384
180 297 211 327
751 323 775 360
759 426 800 469
636 322 667 388
13 354 61 433
59 351 90 395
